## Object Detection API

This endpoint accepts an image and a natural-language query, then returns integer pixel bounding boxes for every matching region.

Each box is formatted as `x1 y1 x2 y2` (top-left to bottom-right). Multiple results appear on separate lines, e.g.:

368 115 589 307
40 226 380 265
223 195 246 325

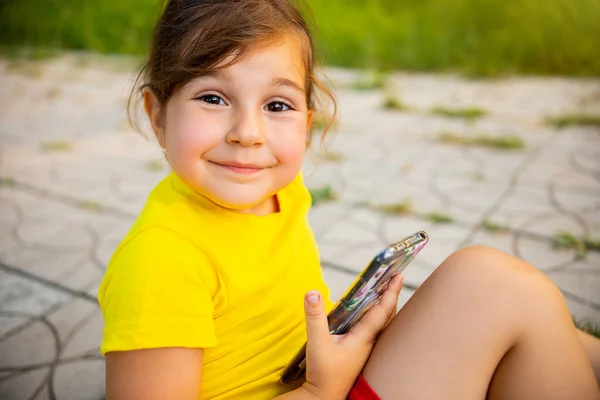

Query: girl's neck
233 195 280 216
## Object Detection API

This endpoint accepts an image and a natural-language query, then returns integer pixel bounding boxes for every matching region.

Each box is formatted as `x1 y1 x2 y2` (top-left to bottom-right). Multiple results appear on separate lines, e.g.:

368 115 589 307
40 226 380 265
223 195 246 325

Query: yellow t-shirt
98 172 333 399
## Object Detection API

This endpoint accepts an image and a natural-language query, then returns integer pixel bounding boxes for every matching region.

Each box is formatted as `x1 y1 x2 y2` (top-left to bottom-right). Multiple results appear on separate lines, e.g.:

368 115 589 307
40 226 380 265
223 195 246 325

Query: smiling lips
211 161 267 175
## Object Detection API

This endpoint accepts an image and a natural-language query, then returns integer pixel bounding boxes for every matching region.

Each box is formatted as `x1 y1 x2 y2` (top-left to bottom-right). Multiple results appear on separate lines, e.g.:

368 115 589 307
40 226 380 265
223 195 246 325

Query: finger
386 303 398 327
304 291 332 349
352 275 402 339
372 274 402 326
384 273 404 296
348 275 403 343
388 273 404 297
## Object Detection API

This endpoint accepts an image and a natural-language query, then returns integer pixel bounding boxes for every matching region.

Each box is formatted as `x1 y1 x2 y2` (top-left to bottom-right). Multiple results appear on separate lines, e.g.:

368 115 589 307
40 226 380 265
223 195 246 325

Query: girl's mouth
210 161 266 175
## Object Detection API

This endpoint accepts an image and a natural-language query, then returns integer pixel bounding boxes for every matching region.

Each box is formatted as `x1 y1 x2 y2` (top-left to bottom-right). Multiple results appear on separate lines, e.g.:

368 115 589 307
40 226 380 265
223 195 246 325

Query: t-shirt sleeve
98 227 220 355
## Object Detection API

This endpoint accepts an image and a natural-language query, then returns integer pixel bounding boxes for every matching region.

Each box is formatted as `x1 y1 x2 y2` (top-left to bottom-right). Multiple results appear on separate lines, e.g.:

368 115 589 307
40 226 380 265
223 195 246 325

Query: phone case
280 231 429 384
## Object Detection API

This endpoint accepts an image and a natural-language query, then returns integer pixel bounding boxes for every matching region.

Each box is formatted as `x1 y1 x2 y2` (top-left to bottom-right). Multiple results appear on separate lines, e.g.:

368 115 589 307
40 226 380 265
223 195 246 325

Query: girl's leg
578 329 600 382
361 246 600 400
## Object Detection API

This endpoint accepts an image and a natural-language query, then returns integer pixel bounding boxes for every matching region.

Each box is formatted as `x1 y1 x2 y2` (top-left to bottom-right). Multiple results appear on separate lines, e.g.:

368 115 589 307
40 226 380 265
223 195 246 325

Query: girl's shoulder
106 174 218 271
122 173 209 239
97 223 221 355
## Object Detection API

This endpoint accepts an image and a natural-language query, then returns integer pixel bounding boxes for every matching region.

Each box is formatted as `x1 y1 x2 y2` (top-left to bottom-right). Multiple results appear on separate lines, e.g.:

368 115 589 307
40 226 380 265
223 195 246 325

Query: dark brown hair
129 0 336 143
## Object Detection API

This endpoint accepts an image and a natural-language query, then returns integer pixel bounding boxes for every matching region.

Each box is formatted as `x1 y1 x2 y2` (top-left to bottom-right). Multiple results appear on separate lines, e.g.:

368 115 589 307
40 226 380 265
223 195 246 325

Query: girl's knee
439 245 531 276
435 245 563 303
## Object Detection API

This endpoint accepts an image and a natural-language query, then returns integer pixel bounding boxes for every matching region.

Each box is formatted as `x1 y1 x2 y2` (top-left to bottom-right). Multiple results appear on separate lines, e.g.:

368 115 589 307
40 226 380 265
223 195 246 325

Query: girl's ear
143 88 166 149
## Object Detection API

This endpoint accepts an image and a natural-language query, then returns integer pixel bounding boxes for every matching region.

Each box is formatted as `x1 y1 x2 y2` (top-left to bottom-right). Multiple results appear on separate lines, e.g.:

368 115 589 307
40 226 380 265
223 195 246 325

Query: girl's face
145 36 312 215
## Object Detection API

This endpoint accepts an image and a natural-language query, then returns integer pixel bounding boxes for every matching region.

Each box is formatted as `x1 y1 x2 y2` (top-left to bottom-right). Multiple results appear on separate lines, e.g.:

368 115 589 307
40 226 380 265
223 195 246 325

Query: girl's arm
106 347 204 400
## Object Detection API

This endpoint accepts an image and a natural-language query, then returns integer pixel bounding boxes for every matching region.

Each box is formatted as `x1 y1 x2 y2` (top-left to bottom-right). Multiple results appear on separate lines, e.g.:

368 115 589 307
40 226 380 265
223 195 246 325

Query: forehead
173 33 312 100
214 34 308 83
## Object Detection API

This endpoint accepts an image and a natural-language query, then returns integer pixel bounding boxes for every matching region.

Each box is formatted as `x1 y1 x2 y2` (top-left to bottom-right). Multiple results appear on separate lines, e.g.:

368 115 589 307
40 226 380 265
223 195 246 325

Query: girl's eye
265 101 291 112
197 94 226 106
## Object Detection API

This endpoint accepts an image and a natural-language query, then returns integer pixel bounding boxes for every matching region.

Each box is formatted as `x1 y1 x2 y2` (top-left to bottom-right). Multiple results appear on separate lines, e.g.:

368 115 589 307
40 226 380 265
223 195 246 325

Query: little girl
98 1 600 399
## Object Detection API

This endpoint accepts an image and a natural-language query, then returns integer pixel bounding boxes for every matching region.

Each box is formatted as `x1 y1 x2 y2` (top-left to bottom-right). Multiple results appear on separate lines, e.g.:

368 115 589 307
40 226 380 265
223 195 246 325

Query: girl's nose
226 107 265 147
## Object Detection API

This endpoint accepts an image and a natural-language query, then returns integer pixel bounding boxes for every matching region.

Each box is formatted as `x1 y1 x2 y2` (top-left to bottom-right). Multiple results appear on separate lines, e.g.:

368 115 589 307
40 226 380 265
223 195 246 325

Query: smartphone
280 231 429 384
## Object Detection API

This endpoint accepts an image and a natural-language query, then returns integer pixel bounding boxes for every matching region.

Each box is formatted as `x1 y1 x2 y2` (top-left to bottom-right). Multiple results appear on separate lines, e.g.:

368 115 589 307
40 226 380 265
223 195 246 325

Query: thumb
304 291 331 349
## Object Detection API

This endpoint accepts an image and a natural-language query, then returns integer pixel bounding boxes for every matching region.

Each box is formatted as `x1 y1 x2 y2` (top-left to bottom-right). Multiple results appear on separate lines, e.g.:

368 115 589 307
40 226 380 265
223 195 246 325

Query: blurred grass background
1 0 599 77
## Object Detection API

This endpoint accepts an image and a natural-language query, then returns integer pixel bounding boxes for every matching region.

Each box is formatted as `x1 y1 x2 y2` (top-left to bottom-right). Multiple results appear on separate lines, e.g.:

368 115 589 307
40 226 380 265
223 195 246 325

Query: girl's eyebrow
272 77 305 95
196 70 305 95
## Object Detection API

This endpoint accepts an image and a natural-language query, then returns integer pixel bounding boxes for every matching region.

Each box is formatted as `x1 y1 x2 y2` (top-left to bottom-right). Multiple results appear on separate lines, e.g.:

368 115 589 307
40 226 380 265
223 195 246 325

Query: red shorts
348 374 381 400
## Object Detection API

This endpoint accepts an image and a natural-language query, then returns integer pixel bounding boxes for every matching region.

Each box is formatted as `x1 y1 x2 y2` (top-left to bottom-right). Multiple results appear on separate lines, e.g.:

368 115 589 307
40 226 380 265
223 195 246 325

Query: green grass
45 85 61 99
308 0 600 77
309 185 337 206
382 94 409 111
546 114 600 129
553 232 583 250
322 151 343 162
469 171 486 182
79 200 101 212
553 231 587 260
585 237 600 251
40 140 72 152
438 132 525 150
482 219 508 233
0 1 160 55
0 46 60 61
422 212 453 224
145 159 164 172
552 231 600 260
575 319 600 339
1 0 599 77
5 59 46 78
351 71 388 91
376 198 413 215
0 177 16 188
431 107 487 120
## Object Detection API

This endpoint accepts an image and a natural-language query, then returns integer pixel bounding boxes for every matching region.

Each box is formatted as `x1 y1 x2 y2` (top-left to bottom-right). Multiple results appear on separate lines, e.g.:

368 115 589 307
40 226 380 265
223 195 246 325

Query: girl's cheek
169 113 221 155
274 125 307 166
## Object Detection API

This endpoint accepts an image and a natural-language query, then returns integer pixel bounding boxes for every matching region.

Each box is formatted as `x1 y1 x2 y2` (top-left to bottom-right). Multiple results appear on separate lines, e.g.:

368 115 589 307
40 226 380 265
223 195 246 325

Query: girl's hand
301 275 404 400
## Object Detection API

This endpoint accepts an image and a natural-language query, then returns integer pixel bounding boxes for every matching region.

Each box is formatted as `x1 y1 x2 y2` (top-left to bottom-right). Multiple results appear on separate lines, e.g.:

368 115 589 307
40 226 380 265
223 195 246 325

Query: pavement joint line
458 129 563 248
546 181 592 238
0 353 103 374
561 288 600 311
314 201 575 248
0 177 137 219
0 260 99 304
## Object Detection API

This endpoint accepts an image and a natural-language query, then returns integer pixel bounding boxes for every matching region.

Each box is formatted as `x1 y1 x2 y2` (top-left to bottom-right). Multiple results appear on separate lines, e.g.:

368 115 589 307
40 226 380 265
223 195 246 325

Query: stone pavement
0 53 599 399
